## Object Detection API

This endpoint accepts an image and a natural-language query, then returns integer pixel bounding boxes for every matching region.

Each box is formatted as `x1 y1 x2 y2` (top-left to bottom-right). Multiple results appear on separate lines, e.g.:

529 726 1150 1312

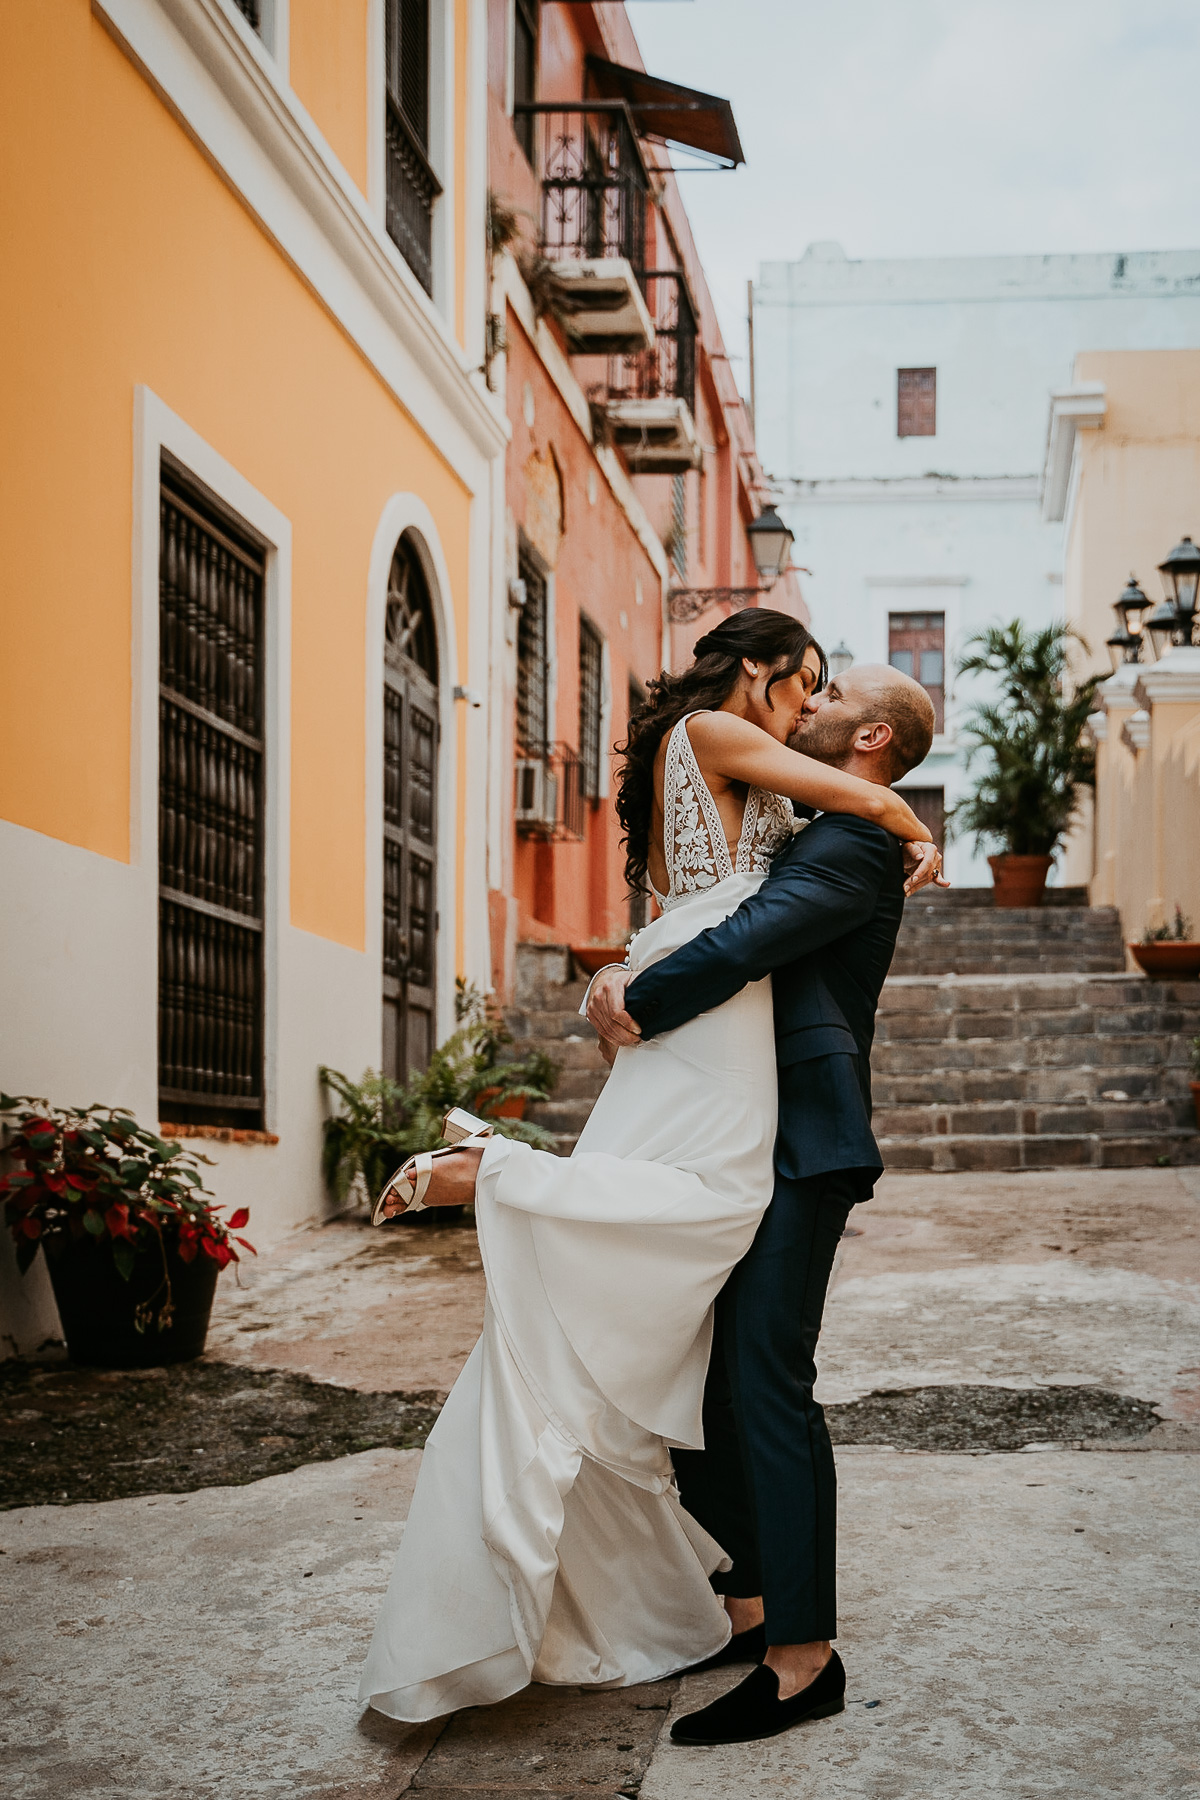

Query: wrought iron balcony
513 103 655 353
385 98 442 295
601 271 702 472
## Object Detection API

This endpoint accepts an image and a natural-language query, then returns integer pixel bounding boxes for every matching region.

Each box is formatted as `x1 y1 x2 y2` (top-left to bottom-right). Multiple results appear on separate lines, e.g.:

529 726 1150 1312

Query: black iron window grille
513 0 539 164
385 0 441 295
516 545 550 755
158 472 266 1129
578 617 604 801
670 474 688 579
514 103 648 271
607 269 697 409
231 0 261 30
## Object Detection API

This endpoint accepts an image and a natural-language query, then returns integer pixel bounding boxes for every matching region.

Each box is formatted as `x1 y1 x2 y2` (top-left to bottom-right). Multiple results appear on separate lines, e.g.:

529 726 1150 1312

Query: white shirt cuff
577 962 630 1018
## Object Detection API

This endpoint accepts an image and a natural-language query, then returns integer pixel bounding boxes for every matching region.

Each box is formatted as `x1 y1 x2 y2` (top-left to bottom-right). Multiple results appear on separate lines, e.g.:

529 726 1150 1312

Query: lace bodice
652 712 797 911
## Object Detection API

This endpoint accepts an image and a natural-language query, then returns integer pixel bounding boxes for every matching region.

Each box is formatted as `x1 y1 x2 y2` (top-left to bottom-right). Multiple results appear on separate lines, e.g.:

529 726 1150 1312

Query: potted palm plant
0 1096 253 1368
950 621 1102 908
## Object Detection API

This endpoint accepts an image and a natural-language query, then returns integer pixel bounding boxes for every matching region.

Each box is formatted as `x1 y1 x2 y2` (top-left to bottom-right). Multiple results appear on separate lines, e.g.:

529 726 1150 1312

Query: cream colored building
1046 349 1200 943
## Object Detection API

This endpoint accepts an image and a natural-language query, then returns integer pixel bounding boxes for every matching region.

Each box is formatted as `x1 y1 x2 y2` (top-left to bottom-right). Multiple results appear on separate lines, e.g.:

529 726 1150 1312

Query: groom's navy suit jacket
624 813 905 1199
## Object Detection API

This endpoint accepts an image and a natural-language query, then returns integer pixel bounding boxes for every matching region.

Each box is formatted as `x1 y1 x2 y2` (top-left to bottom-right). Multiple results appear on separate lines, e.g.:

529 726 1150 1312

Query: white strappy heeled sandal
371 1107 495 1226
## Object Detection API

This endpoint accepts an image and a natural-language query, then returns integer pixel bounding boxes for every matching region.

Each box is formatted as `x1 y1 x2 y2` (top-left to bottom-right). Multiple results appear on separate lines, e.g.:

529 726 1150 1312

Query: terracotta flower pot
474 1086 527 1121
1128 941 1200 980
571 945 629 978
42 1232 219 1369
987 854 1054 909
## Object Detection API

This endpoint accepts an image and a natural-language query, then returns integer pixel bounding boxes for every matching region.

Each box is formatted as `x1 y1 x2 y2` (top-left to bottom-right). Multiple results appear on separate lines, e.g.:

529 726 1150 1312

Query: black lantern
1156 536 1200 648
746 505 794 585
827 641 854 677
1142 594 1181 661
1105 574 1149 672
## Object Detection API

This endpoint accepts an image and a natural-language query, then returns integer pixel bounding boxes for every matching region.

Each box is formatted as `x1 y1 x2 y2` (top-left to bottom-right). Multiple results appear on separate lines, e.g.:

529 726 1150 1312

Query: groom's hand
586 968 642 1049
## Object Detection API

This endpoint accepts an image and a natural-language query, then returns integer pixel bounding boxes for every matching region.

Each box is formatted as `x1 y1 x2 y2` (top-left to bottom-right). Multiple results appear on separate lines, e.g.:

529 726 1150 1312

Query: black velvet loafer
684 1621 766 1674
670 1651 846 1745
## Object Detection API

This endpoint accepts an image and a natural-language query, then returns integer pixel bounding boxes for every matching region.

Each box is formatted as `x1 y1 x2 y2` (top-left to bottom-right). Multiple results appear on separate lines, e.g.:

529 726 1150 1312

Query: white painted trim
776 476 1039 506
428 0 454 321
1087 709 1108 744
365 497 461 1053
366 0 386 221
133 386 293 1130
254 0 289 67
1122 709 1151 752
1134 645 1200 706
1041 381 1106 521
97 0 506 466
1097 662 1143 713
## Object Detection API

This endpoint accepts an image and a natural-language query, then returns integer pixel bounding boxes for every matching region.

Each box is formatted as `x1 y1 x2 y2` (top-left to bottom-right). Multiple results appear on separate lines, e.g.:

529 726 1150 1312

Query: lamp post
1105 574 1150 672
1143 534 1200 659
667 504 798 624
827 641 854 677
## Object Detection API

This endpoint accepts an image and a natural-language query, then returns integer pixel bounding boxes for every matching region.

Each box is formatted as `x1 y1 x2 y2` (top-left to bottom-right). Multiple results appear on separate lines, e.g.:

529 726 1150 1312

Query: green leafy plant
0 1097 254 1332
320 983 558 1207
1143 905 1195 944
948 621 1103 858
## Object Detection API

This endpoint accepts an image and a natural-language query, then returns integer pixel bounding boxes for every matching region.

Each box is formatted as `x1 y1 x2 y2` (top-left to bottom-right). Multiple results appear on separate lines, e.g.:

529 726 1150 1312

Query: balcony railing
515 742 585 842
514 104 649 271
606 270 697 410
385 99 442 295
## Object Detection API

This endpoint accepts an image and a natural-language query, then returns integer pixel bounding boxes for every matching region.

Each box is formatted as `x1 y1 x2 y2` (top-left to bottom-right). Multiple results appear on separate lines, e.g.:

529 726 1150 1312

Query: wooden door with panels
382 535 439 1082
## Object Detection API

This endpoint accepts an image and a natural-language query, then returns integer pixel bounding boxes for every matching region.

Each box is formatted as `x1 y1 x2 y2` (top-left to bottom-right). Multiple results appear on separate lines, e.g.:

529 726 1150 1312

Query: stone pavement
2 1168 1198 1799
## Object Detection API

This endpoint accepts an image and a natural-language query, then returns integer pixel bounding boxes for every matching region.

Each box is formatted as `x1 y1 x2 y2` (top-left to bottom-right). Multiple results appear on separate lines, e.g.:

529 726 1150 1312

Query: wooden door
382 538 439 1081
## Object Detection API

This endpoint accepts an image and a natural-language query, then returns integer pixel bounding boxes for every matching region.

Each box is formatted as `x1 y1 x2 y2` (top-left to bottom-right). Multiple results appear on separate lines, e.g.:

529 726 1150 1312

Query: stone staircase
509 905 1200 1169
506 945 609 1155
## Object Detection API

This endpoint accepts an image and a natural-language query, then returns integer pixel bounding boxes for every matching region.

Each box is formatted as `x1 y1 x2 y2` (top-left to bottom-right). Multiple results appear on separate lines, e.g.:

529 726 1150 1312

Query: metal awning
585 57 744 168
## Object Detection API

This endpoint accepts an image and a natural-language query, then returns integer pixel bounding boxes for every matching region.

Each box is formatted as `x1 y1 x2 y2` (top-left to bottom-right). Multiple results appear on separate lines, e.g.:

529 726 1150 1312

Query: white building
752 243 1200 883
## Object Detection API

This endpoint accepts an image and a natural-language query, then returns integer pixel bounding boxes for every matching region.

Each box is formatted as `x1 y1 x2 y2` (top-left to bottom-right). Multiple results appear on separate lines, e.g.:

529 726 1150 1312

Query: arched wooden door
382 534 439 1081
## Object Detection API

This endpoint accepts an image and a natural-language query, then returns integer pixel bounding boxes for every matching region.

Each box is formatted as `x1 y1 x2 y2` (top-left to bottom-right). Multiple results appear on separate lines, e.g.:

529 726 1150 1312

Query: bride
359 611 937 1722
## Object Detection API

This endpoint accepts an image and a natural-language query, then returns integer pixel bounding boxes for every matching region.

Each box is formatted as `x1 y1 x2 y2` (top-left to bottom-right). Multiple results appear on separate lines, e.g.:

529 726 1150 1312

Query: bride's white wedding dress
360 715 796 1721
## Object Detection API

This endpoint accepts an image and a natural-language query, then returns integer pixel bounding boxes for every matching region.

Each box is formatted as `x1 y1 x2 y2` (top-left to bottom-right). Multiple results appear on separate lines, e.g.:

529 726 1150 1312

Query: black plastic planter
42 1233 219 1369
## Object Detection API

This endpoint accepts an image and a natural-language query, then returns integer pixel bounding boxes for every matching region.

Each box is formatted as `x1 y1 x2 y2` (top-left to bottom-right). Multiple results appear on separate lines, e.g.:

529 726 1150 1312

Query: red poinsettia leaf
201 1237 222 1261
42 1174 68 1195
213 1241 234 1269
233 1237 257 1255
176 1237 198 1263
20 1216 42 1239
227 1208 250 1230
104 1203 135 1240
25 1120 55 1139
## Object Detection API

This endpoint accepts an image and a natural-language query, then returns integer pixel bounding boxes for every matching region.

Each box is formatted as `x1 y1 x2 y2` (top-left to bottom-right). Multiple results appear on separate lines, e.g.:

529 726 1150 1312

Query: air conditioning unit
515 756 558 833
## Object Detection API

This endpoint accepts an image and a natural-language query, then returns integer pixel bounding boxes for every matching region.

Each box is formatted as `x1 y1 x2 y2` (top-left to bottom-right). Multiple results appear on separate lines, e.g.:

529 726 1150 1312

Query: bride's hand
902 840 949 896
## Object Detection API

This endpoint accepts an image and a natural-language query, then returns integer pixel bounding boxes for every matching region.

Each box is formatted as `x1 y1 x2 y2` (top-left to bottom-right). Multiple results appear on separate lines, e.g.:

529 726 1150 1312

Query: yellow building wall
1067 349 1200 678
0 4 473 954
289 0 371 195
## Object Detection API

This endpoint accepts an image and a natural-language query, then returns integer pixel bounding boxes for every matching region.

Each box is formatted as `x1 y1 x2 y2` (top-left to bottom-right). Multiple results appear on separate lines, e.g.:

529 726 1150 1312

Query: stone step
873 1097 1194 1140
880 1131 1200 1172
873 1063 1195 1107
892 902 1125 976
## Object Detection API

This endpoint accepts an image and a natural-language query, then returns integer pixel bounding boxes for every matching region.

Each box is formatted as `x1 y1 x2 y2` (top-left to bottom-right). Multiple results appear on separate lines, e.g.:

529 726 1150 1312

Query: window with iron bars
670 475 688 579
578 617 604 801
516 545 550 755
230 0 261 30
513 0 538 164
384 0 441 296
158 468 266 1130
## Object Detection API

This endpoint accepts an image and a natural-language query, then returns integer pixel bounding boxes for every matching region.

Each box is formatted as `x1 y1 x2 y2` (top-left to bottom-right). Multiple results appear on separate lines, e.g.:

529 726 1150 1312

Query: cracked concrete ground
2 1167 1198 1798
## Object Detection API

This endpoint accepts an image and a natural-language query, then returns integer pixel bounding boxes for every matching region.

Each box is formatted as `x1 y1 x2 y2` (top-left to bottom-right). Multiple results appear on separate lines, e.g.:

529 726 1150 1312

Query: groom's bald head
790 664 935 784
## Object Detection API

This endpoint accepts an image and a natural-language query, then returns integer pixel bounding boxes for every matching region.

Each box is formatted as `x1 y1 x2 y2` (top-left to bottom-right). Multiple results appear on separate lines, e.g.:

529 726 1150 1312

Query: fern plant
949 621 1103 858
320 983 557 1208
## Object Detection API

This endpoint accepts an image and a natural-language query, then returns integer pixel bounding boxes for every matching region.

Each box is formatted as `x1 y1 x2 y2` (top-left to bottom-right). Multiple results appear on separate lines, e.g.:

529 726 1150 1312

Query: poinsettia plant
0 1096 255 1329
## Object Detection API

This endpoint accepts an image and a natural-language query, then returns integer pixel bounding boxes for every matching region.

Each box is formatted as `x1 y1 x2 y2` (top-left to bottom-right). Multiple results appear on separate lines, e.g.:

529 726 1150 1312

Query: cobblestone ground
2 1168 1198 1799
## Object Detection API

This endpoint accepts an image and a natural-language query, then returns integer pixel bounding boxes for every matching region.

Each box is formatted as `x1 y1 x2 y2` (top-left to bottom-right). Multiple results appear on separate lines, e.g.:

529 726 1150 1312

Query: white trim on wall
96 0 506 468
365 496 461 1053
133 386 293 1130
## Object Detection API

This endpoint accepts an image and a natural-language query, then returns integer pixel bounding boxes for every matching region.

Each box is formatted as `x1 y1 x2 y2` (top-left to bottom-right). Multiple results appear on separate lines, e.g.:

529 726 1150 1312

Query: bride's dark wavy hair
615 609 827 892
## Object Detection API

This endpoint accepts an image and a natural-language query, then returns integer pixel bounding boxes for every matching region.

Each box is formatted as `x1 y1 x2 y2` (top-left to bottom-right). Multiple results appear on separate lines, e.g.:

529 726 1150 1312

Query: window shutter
897 367 936 437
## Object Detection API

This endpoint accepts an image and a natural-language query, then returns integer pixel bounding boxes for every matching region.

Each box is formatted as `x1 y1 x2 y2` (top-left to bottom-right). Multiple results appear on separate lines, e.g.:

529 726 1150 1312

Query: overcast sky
625 0 1200 384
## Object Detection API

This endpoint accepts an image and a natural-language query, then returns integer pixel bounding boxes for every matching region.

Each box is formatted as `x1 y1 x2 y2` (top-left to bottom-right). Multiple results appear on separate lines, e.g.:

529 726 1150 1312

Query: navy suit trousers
673 1169 858 1645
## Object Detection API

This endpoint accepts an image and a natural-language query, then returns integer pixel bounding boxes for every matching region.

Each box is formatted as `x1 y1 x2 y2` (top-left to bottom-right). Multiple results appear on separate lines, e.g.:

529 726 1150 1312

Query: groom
585 662 937 1746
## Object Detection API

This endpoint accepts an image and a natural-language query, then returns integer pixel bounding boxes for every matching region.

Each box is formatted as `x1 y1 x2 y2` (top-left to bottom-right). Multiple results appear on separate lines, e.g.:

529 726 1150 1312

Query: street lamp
667 505 799 624
828 641 854 677
1105 574 1150 672
745 505 795 584
1144 534 1200 658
